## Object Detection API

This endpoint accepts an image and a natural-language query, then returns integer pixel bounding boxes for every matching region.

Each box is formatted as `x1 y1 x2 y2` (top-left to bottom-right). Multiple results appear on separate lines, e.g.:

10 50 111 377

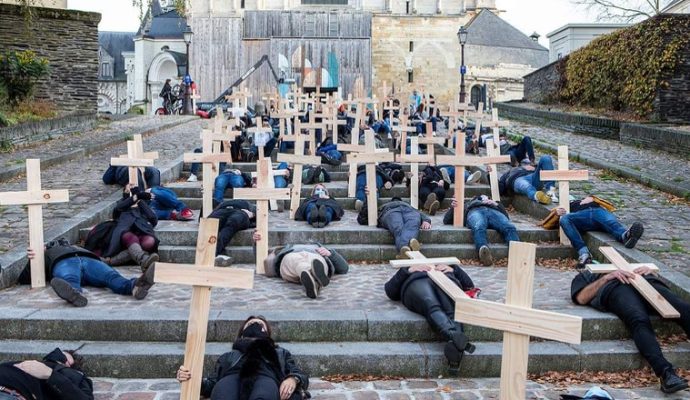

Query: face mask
242 322 269 339
314 188 327 198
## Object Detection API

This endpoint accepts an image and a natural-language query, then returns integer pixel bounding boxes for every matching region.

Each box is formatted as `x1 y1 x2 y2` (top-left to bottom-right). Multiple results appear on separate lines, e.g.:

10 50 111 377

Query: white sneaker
187 174 198 182
214 255 233 267
547 188 559 203
466 171 481 184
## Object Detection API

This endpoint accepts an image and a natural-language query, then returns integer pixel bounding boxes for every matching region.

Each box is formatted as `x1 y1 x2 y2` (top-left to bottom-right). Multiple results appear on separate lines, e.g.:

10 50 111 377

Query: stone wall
496 102 620 140
0 4 101 115
620 123 690 159
653 41 690 123
0 113 97 148
523 59 563 104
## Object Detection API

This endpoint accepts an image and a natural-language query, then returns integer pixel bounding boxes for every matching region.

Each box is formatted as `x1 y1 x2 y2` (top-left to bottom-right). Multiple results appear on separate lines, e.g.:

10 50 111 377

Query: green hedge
557 15 690 118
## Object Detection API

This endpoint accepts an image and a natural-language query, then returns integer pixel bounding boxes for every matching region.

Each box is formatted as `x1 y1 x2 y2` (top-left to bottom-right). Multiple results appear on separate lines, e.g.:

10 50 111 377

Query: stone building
663 0 690 13
187 0 547 108
0 0 66 8
98 32 135 114
546 23 629 63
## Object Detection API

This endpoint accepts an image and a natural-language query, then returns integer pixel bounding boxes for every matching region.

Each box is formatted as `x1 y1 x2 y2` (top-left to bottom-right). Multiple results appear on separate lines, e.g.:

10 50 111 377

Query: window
305 14 316 36
241 0 245 8
408 70 414 83
406 0 410 13
409 41 414 52
101 63 110 78
329 13 339 37
557 53 562 59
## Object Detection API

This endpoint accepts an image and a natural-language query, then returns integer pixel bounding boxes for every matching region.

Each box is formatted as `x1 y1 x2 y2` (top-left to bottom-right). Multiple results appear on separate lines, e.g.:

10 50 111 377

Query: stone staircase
0 160 688 380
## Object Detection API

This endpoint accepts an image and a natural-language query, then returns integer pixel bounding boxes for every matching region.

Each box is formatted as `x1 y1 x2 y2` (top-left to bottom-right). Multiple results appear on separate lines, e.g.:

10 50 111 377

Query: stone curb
508 132 690 199
0 117 196 183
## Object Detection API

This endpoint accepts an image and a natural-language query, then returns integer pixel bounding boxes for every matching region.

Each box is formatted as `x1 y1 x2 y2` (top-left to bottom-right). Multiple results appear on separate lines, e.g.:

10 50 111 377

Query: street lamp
457 26 468 104
183 25 194 115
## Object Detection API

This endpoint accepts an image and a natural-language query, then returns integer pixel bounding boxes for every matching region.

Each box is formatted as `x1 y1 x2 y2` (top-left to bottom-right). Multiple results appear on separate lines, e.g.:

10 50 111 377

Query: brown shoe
423 193 437 211
397 246 412 259
409 238 421 251
428 200 440 216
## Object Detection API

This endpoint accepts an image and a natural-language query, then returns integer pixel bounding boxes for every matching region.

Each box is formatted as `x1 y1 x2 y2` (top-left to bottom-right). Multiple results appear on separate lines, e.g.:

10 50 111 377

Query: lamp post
457 26 468 104
183 25 194 115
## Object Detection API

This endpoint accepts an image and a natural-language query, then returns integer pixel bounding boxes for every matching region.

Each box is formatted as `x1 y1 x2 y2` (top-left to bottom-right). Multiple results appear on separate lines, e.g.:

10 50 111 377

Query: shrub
127 105 145 115
0 50 50 106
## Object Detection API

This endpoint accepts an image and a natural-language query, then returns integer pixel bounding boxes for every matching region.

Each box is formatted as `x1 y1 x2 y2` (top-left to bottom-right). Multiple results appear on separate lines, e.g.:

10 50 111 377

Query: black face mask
43 348 67 364
242 322 269 339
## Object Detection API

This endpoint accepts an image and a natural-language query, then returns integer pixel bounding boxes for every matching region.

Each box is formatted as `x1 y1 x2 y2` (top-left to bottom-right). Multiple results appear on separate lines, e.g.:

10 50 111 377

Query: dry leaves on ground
537 258 579 271
529 368 690 389
322 374 404 383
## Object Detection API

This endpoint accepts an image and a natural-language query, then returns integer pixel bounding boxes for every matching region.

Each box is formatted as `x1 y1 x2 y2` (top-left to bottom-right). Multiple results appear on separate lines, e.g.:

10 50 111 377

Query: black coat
200 339 309 398
420 166 450 190
210 200 257 229
384 265 475 302
102 195 159 257
295 196 345 222
498 167 532 196
0 360 93 400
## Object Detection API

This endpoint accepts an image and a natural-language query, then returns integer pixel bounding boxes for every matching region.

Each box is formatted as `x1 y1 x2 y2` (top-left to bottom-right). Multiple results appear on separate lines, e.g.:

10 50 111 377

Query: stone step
0 307 681 344
80 223 558 247
180 197 462 211
158 243 575 264
166 182 490 199
0 339 687 379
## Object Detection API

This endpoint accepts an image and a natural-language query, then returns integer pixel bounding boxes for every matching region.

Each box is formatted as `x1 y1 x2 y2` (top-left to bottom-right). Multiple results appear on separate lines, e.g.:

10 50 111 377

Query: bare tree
571 0 672 22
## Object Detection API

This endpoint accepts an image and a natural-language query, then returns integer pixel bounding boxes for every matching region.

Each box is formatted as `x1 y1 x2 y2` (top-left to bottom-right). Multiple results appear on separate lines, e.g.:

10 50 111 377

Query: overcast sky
68 0 595 46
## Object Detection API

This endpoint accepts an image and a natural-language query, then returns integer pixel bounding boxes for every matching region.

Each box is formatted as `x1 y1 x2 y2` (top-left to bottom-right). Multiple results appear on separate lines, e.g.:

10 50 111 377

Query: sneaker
546 188 558 203
355 199 364 212
440 168 452 184
466 171 481 184
623 222 644 249
321 154 342 166
397 246 412 259
384 181 393 190
660 369 689 394
179 208 194 221
50 278 88 307
428 200 440 216
133 263 156 300
215 254 234 267
578 252 592 267
478 245 493 266
311 259 330 287
300 271 319 299
534 191 552 205
423 192 437 211
409 238 421 252
308 206 319 227
187 174 198 182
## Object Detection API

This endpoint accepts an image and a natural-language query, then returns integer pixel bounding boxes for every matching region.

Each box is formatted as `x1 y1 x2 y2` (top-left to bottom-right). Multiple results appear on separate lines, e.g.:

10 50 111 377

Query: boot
428 311 475 375
103 250 133 266
127 243 159 272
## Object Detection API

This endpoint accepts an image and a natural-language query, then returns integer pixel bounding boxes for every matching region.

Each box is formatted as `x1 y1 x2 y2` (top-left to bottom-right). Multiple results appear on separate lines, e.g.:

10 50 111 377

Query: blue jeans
317 144 342 161
372 120 391 135
305 202 334 225
507 136 535 163
437 165 470 183
356 173 384 202
52 256 134 295
274 162 288 188
559 207 627 256
214 173 247 204
150 186 186 220
512 156 555 200
466 208 519 250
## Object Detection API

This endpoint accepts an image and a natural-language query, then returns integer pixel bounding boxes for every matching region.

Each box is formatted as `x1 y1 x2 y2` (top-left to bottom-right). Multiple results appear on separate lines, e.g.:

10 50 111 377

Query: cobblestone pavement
506 121 690 279
0 117 203 254
91 378 690 399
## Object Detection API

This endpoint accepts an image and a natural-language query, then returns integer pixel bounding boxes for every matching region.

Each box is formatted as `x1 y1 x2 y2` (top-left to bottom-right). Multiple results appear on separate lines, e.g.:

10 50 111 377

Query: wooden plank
397 154 433 164
110 158 155 167
179 286 211 400
337 143 367 153
349 153 395 164
232 188 291 201
0 190 70 205
599 247 680 318
26 159 46 288
486 141 502 201
436 155 511 166
255 159 270 275
119 151 159 159
586 263 658 274
289 136 307 220
427 270 471 300
276 154 321 165
453 132 466 227
154 264 255 289
539 170 589 181
410 136 420 209
183 154 233 164
390 257 461 267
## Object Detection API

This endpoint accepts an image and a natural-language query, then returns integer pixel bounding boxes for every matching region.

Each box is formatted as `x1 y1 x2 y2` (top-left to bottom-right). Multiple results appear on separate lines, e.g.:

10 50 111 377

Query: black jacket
295 196 345 222
420 166 450 190
357 200 431 227
102 194 159 257
0 361 93 400
210 200 257 229
200 341 309 398
384 265 475 302
18 244 101 285
443 196 510 226
498 167 532 196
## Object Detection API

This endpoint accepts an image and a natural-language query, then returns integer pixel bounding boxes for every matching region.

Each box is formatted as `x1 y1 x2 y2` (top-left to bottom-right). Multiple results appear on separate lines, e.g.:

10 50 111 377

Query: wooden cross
155 218 254 400
277 134 322 219
440 102 467 137
0 159 69 288
233 158 291 274
246 117 274 159
437 132 511 227
418 123 446 166
183 130 233 217
392 244 582 400
321 102 347 144
391 114 417 153
338 100 366 197
586 262 659 274
209 106 231 135
348 129 394 226
110 136 155 188
301 111 325 156
118 134 159 163
539 146 589 245
396 136 434 209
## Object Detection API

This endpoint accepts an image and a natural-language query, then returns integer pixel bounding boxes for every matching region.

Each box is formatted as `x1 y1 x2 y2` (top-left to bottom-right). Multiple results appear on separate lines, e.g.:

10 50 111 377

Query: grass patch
599 170 619 181
670 239 688 254
673 177 684 182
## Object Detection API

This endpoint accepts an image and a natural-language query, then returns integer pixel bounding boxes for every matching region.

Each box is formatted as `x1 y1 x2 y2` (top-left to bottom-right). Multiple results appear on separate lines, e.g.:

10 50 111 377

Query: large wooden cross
391 244 582 400
391 114 417 154
396 136 434 209
0 159 69 288
301 111 325 156
348 129 394 226
277 134 322 219
155 218 254 400
593 247 679 318
539 146 589 245
110 135 156 188
233 158 291 273
338 100 366 197
437 132 510 227
418 122 446 165
120 134 159 164
183 130 233 217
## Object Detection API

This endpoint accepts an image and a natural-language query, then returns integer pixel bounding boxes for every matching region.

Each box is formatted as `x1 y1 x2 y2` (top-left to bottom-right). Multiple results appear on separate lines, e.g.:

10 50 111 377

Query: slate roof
99 31 135 81
137 0 188 39
465 9 547 52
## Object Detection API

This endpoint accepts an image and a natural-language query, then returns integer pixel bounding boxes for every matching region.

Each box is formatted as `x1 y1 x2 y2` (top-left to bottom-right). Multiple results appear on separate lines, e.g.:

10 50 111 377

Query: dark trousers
380 209 421 251
217 213 252 256
402 277 462 339
604 282 690 376
210 374 279 400
420 184 446 204
507 136 535 162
